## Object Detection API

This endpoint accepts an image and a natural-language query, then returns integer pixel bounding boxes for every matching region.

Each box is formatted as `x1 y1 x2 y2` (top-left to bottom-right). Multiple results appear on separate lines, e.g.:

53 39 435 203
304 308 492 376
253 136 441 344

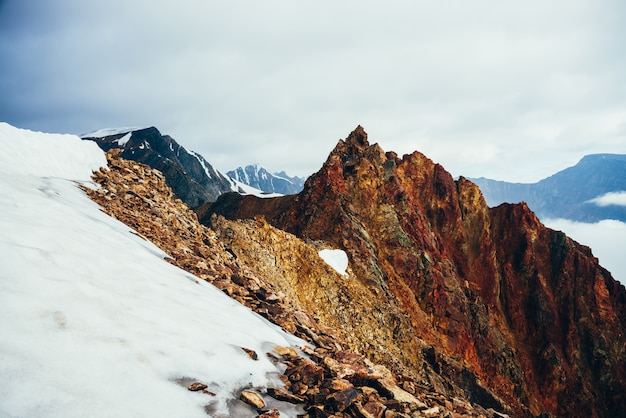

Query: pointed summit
328 126 386 170
345 125 369 148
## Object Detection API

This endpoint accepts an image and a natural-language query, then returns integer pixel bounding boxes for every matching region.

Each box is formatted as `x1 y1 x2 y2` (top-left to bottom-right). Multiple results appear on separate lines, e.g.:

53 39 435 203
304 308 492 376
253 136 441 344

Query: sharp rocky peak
329 125 385 166
200 127 626 418
342 125 369 149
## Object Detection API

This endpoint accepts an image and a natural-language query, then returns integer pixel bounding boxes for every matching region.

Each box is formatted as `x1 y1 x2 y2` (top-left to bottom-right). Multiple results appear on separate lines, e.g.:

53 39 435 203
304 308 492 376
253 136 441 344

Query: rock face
85 149 511 417
82 127 235 207
227 164 305 195
471 154 626 222
201 126 626 417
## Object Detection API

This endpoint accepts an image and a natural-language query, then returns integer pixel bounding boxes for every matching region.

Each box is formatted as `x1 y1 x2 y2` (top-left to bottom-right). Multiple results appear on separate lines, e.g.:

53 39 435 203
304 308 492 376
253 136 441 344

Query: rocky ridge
200 127 626 417
84 149 510 417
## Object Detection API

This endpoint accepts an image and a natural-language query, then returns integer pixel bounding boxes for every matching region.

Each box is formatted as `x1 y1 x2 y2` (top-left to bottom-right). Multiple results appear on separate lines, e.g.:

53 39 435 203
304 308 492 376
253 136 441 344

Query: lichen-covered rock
86 150 501 417
202 126 626 417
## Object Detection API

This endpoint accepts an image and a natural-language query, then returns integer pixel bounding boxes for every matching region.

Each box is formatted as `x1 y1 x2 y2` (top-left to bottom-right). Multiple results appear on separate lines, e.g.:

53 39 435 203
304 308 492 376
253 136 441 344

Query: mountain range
470 154 626 222
3 122 626 417
81 126 626 225
227 165 305 195
81 127 291 207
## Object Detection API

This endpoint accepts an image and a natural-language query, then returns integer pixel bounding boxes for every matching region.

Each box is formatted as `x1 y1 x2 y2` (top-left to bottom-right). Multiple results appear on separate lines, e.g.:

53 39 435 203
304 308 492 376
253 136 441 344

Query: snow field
0 123 306 418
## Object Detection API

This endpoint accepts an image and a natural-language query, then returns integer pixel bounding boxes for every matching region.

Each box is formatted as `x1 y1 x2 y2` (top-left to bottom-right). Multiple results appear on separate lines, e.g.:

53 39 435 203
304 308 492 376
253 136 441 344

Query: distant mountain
227 165 305 195
471 154 626 222
82 126 262 207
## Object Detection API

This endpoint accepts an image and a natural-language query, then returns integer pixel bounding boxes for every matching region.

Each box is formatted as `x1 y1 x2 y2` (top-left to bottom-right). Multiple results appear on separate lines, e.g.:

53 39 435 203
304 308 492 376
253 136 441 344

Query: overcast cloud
1 0 625 181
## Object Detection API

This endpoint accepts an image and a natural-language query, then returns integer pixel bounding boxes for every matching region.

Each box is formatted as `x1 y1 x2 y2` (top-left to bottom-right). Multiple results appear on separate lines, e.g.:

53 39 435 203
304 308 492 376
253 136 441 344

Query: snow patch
81 126 148 138
0 123 307 418
190 151 213 179
224 173 283 198
0 122 106 179
318 249 349 276
115 132 132 147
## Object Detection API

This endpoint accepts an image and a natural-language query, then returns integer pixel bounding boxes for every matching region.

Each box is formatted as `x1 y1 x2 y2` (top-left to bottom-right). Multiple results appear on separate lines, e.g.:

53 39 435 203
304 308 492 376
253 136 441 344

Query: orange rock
240 390 265 409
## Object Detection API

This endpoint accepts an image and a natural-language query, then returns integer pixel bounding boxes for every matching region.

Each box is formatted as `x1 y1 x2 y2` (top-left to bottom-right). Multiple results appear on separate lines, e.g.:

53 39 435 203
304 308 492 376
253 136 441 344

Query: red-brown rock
201 126 626 417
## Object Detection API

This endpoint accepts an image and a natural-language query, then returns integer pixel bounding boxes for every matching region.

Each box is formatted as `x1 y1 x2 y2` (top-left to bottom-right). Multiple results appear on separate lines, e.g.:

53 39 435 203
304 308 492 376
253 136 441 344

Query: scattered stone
85 150 518 418
422 406 440 417
330 378 354 392
327 387 360 411
361 400 386 418
267 387 306 404
242 347 259 360
187 382 208 392
240 389 266 409
274 345 299 360
258 408 280 418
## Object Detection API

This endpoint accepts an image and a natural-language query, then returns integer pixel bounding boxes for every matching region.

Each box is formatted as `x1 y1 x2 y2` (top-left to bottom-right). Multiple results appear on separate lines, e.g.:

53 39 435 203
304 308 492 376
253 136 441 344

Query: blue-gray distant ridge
471 154 626 222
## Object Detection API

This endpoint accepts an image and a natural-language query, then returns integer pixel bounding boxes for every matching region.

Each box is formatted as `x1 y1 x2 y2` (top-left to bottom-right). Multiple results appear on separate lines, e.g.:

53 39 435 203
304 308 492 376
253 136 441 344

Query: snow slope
0 123 305 417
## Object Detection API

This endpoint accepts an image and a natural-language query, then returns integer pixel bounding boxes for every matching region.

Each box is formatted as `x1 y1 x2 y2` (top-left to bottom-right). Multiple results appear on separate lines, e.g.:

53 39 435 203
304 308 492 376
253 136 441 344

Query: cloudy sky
1 0 625 181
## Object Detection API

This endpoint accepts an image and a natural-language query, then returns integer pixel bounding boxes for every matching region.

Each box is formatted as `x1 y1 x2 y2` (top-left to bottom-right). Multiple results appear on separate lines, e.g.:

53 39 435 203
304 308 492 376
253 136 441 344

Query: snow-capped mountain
0 122 306 417
227 165 305 195
82 127 272 207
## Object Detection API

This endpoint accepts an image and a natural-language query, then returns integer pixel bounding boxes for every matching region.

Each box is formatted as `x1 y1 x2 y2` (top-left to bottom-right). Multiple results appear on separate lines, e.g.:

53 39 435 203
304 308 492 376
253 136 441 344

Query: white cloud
544 218 626 286
587 191 626 207
1 1 625 179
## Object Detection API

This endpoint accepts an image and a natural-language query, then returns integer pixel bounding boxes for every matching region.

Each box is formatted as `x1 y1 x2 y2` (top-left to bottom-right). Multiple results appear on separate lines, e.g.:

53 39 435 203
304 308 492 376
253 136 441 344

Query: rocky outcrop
85 149 511 417
82 126 235 207
201 126 626 417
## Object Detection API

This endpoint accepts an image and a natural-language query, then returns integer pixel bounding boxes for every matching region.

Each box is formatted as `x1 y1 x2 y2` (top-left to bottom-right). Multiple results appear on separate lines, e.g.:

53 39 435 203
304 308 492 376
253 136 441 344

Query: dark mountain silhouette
82 127 236 207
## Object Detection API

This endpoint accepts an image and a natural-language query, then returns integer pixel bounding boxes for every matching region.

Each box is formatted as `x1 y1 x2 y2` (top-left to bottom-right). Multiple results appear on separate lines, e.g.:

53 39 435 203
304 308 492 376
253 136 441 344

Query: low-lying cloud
587 191 626 207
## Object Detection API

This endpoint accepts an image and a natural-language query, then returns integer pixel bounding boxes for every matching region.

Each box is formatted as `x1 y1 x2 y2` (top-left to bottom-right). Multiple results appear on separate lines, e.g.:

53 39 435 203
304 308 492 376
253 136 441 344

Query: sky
1 0 625 181
0 122 308 417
